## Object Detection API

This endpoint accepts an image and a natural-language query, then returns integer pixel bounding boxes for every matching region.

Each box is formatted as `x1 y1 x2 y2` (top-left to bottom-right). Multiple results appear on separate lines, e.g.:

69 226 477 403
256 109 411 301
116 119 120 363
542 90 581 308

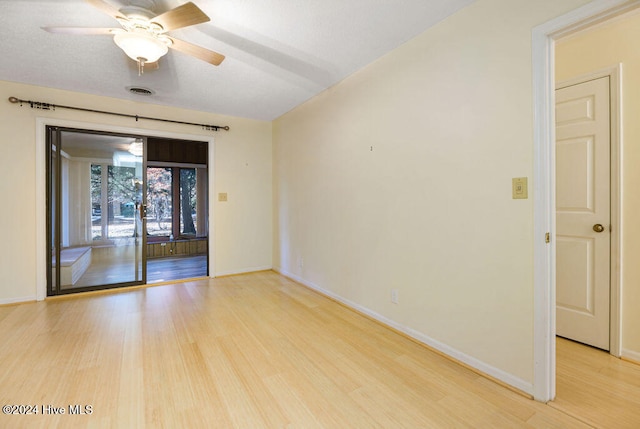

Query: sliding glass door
46 128 209 295
47 127 146 295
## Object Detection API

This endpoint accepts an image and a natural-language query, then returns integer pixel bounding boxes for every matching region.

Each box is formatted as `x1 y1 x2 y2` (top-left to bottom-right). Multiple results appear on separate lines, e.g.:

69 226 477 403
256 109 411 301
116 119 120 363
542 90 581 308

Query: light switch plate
512 177 528 199
218 192 228 202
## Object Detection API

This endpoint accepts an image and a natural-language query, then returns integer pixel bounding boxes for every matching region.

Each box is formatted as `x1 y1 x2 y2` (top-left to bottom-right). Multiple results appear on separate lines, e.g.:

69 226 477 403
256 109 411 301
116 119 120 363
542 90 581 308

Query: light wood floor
552 337 640 428
0 271 636 428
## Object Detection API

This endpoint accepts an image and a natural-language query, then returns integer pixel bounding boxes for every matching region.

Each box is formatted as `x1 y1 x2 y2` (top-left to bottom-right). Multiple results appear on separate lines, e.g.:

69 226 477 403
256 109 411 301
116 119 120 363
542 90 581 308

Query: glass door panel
47 128 146 294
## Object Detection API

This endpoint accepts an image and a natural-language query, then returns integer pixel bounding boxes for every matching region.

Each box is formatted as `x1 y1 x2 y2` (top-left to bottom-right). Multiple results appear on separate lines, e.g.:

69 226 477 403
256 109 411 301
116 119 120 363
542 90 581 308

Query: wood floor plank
526 409 594 429
552 337 640 429
436 392 530 428
0 271 632 428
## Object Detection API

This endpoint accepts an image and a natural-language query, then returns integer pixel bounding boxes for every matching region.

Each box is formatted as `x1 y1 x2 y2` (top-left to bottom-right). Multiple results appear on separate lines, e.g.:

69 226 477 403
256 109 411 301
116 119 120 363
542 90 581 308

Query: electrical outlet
298 257 304 268
391 289 399 304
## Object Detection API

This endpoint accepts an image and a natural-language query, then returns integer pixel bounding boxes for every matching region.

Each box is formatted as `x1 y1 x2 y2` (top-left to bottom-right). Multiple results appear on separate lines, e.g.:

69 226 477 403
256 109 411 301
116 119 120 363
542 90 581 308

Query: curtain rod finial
8 97 19 104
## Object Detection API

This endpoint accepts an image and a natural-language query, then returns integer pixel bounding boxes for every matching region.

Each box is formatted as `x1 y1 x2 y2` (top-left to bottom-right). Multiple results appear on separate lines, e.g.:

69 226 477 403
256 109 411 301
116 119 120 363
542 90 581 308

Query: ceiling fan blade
169 37 225 66
42 27 119 35
151 2 210 32
84 0 125 20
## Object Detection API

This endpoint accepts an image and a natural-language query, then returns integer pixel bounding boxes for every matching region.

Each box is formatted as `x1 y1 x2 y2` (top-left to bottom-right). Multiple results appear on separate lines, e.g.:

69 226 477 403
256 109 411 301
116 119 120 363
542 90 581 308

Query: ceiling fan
43 0 225 75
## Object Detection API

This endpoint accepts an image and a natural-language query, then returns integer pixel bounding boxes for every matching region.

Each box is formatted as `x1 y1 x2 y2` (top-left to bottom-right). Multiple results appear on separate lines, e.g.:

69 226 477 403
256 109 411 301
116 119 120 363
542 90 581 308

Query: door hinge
545 232 550 244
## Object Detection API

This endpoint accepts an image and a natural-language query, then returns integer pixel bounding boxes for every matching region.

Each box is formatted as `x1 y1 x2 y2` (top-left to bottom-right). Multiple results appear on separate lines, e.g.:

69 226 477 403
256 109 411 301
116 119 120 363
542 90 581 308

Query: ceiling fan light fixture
113 31 169 63
128 138 144 157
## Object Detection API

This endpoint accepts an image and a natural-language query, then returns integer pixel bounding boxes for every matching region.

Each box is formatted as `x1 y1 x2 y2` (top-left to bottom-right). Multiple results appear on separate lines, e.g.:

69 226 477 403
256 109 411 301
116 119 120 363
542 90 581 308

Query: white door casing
556 76 610 351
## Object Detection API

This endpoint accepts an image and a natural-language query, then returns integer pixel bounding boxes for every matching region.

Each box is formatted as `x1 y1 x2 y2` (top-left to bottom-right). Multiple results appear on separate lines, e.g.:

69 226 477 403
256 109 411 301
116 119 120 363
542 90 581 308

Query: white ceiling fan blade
42 27 119 35
168 37 225 66
152 2 210 32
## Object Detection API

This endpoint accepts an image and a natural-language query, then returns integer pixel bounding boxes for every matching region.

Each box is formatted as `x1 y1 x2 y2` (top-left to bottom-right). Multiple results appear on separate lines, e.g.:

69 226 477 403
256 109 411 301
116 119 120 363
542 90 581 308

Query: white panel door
556 76 610 350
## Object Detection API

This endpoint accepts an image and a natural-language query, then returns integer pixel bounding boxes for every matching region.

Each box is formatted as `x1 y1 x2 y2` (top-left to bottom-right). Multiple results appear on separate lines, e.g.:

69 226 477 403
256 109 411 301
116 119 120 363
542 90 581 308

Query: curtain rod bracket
8 96 230 132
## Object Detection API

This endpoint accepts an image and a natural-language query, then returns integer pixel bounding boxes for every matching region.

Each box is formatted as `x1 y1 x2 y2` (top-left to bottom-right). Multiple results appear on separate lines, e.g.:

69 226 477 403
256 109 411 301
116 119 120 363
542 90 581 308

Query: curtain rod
7 96 230 132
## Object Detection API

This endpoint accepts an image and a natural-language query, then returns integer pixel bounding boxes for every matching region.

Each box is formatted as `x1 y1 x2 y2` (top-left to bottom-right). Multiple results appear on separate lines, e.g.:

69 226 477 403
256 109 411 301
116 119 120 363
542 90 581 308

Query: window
180 168 197 236
91 163 138 241
146 167 172 237
146 166 206 240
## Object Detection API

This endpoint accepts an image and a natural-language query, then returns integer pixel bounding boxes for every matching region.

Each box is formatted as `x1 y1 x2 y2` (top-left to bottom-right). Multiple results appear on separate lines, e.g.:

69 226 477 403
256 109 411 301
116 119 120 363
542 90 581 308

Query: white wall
556 11 640 361
273 0 590 393
0 79 273 303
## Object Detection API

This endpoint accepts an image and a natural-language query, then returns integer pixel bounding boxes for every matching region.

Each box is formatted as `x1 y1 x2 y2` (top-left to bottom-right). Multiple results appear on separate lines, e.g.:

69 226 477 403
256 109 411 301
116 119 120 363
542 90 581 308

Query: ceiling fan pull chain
137 58 145 76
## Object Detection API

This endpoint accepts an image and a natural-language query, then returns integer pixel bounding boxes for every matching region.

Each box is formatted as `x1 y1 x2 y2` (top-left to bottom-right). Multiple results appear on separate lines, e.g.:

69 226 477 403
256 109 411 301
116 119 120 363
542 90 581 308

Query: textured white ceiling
0 0 475 121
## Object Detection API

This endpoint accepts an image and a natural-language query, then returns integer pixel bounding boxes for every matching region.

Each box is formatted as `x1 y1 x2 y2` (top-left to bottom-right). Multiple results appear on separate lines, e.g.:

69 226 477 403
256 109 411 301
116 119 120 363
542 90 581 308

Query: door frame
35 117 216 301
556 67 622 356
532 0 638 402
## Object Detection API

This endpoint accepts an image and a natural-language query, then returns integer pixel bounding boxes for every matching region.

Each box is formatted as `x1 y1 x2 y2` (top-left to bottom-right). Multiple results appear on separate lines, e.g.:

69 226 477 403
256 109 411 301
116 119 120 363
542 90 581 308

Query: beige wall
273 0 590 391
0 79 273 303
556 11 640 360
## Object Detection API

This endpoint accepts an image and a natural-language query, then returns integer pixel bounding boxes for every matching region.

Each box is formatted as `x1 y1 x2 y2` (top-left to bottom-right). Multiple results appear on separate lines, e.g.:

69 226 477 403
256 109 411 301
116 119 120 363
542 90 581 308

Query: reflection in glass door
47 127 146 295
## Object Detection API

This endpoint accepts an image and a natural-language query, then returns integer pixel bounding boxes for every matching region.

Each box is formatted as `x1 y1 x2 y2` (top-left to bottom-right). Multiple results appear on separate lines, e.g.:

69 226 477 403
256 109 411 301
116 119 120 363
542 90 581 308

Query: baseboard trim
274 267 534 397
0 296 37 306
622 349 640 365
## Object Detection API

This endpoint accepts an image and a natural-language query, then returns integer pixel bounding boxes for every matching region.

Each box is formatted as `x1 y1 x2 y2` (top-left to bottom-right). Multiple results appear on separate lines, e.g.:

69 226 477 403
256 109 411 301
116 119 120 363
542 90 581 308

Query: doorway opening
145 136 209 284
46 127 208 296
548 9 636 426
532 0 640 404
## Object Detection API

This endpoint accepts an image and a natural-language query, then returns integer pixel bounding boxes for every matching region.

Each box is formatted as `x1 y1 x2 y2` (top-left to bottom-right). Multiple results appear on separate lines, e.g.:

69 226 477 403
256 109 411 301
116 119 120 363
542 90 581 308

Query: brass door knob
593 224 605 233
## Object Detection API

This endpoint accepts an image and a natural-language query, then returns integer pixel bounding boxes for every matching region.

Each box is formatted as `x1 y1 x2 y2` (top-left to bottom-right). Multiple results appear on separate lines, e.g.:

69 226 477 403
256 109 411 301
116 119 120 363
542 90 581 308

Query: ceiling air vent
127 86 155 96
